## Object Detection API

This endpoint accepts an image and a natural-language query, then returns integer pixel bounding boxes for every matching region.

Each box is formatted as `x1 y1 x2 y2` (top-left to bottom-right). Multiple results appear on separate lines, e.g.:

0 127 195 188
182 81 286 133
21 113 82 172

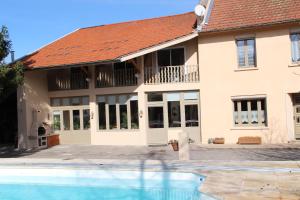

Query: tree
0 26 24 102
0 26 24 145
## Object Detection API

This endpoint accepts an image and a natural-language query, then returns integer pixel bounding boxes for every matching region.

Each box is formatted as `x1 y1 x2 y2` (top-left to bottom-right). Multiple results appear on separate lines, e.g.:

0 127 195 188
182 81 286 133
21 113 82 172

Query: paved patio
1 144 300 161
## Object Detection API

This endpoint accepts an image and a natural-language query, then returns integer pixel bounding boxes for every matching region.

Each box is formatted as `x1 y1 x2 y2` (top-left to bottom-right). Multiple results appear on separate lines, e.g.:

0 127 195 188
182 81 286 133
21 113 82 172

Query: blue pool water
0 168 216 200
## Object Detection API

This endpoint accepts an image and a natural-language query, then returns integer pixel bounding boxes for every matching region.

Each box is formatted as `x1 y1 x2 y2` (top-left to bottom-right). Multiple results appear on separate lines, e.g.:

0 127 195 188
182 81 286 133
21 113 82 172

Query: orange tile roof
203 0 300 32
23 12 197 69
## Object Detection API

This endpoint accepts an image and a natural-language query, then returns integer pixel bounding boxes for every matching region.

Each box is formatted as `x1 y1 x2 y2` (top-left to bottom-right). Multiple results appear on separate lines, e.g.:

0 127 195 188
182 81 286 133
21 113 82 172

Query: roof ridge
80 11 194 30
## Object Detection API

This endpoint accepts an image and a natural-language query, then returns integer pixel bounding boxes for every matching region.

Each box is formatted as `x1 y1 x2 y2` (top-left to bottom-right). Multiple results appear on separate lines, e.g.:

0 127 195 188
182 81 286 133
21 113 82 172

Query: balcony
95 63 138 88
144 65 199 85
47 68 89 91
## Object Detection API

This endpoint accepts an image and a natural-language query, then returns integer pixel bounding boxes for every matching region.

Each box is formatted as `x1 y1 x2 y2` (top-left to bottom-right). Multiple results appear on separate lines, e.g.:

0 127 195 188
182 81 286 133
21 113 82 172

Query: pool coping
0 158 299 173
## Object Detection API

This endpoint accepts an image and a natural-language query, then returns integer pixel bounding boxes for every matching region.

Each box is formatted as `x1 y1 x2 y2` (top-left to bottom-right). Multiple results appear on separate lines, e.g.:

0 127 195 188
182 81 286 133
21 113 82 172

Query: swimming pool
0 168 216 200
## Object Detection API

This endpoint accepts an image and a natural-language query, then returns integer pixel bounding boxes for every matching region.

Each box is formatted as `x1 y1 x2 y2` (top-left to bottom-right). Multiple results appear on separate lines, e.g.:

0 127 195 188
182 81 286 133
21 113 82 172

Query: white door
146 93 168 145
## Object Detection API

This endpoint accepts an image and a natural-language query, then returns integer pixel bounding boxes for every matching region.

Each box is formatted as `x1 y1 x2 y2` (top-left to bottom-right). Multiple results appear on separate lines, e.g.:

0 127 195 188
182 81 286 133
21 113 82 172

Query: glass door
146 93 168 145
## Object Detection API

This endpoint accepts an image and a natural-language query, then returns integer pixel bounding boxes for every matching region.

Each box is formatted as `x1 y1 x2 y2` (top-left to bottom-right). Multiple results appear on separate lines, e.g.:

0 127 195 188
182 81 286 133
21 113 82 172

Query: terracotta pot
171 142 179 151
213 138 225 144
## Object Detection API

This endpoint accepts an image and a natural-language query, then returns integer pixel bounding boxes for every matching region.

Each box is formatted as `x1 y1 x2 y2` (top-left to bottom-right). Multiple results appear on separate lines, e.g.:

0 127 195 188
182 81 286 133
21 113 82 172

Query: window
51 96 90 132
83 109 90 130
233 98 267 126
63 111 70 130
119 95 128 129
51 96 89 107
96 94 139 131
148 93 163 102
108 96 117 129
130 96 139 129
291 33 300 63
157 48 185 67
236 38 256 67
97 96 106 130
73 110 80 130
53 111 61 131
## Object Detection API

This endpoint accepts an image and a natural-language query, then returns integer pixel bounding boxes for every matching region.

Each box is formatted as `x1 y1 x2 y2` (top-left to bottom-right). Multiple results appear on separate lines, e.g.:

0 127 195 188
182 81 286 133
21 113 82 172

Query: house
17 0 300 149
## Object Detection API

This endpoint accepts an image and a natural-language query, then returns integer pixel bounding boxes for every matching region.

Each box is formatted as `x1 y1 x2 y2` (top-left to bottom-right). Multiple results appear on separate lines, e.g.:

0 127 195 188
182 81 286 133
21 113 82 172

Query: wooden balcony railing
48 68 88 91
96 67 137 88
144 65 199 85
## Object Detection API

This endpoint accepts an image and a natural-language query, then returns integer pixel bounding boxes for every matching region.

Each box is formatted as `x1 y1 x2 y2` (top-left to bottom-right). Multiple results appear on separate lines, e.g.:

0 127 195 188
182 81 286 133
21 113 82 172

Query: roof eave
201 19 300 34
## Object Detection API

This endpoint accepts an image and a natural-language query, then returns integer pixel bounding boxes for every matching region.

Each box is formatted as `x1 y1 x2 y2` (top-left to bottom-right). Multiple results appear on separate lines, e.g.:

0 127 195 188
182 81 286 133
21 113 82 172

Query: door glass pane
63 111 70 130
83 109 90 130
168 101 181 127
98 102 106 130
185 105 199 127
130 100 139 129
148 93 163 102
171 48 185 66
53 111 61 131
109 105 117 129
251 100 258 124
73 110 80 130
167 93 180 101
157 50 171 67
120 104 128 129
148 107 164 128
184 92 198 100
241 100 249 124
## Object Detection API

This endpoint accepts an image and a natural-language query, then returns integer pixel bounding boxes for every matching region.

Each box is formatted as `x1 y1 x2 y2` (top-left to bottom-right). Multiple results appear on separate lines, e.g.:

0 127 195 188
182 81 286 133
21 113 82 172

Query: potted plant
169 140 179 151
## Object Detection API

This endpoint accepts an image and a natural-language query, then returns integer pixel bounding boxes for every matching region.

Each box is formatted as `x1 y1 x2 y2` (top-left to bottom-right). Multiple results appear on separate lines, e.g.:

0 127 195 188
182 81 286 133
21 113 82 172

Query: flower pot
213 138 225 144
171 142 179 151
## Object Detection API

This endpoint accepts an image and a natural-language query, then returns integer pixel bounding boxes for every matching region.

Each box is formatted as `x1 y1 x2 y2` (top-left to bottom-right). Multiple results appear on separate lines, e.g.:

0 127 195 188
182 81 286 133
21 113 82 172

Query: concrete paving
1 144 300 161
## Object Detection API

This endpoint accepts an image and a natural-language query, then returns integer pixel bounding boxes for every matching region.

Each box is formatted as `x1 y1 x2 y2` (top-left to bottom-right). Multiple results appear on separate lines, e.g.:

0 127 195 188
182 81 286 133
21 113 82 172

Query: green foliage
0 26 11 62
0 26 24 101
0 62 24 101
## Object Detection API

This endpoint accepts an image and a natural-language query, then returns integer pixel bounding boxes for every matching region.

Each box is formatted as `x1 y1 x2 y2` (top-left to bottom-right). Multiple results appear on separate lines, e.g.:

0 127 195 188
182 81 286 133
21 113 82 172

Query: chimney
11 51 15 63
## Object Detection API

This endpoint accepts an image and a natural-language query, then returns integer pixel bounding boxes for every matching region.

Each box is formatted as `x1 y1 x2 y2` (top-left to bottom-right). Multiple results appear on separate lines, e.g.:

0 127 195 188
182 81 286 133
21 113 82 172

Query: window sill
231 126 269 131
234 67 258 72
288 62 300 68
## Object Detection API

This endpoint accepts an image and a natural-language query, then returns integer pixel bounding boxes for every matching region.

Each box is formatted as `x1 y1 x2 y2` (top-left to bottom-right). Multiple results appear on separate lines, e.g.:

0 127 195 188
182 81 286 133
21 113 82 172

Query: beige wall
198 27 300 144
19 27 300 146
19 38 200 146
18 70 50 149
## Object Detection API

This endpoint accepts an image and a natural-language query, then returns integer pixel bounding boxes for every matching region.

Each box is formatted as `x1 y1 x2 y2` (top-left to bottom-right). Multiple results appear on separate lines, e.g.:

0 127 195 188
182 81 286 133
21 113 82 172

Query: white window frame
232 96 267 127
96 94 139 131
50 96 90 133
290 32 300 64
236 38 257 68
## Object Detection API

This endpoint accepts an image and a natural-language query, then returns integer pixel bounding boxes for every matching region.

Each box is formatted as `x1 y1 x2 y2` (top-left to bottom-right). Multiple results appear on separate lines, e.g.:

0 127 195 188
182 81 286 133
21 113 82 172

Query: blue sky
1 0 198 62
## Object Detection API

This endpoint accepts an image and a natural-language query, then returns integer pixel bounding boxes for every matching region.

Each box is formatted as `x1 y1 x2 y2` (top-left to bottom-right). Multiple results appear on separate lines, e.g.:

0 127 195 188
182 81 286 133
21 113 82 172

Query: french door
146 91 201 145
